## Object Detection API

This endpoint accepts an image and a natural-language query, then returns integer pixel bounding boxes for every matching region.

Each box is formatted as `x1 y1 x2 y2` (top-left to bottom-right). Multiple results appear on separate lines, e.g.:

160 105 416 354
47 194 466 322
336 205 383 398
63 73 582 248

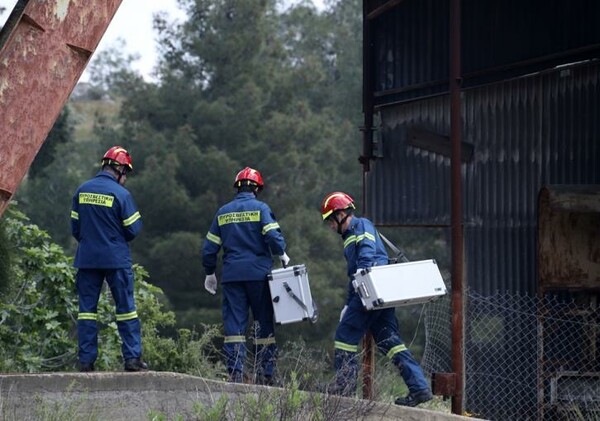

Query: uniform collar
96 170 118 182
235 192 256 199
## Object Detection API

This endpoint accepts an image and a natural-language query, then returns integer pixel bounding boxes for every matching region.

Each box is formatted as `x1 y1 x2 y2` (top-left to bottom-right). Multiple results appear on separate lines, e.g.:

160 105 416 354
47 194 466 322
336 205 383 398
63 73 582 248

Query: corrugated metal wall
369 0 600 102
368 61 600 295
364 1 600 417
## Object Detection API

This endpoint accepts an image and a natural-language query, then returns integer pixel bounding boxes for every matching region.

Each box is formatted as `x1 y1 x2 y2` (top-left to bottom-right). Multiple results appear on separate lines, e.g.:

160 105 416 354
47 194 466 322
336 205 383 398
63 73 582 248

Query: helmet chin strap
114 165 127 184
335 212 350 235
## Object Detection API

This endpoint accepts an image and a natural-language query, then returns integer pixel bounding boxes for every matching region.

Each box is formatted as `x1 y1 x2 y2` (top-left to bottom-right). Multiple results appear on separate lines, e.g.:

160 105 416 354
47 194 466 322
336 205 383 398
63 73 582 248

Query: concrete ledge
0 372 477 420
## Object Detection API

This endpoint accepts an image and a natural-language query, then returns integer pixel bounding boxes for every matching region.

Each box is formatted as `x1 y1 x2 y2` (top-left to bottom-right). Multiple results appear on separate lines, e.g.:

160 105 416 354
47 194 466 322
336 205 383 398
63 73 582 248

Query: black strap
283 281 318 323
378 232 410 263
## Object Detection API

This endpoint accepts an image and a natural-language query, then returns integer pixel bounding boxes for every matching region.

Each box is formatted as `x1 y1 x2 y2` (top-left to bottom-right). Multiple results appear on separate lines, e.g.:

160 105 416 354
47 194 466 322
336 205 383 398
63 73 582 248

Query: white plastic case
351 259 447 310
267 264 318 325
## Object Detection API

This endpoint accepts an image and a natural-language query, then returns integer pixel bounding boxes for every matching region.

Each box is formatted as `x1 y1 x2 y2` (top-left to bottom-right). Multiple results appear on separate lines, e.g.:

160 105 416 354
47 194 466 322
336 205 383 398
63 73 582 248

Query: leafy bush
0 205 217 373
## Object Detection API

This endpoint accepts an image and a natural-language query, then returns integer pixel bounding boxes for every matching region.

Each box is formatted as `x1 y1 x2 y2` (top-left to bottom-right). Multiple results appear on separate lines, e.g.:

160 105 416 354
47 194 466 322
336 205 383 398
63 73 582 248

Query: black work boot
79 362 95 372
394 389 433 407
124 358 149 372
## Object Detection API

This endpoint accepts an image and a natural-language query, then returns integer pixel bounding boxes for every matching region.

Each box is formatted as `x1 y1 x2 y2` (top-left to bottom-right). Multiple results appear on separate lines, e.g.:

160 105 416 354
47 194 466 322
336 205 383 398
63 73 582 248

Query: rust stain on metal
0 0 123 217
538 186 600 290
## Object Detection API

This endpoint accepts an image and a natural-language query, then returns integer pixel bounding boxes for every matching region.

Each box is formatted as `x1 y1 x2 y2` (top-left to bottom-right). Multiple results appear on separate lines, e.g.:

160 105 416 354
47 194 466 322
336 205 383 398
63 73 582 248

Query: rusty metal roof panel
370 0 449 104
368 0 600 105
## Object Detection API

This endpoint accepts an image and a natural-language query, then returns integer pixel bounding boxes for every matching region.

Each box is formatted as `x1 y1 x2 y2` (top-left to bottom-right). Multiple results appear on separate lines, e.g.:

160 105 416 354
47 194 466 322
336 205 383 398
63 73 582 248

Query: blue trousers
222 281 277 377
76 268 142 364
334 294 429 394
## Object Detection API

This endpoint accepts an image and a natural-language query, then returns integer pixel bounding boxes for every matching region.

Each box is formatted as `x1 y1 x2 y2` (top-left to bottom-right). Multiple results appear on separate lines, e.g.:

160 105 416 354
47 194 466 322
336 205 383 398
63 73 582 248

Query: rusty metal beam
449 0 465 415
366 0 407 21
0 0 123 218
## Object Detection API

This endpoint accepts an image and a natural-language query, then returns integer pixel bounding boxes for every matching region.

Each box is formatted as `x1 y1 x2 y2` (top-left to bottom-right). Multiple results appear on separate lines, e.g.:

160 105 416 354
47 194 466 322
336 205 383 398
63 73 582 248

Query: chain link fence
422 289 600 421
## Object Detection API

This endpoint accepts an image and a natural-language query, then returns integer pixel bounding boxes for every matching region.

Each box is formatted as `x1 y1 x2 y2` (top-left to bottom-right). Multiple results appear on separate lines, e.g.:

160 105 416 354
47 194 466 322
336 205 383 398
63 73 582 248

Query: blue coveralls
202 192 286 379
70 170 143 365
334 216 430 395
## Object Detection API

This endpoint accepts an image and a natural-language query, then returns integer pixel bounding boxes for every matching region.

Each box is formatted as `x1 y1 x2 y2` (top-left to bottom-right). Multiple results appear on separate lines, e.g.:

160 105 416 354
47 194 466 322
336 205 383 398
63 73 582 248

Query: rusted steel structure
537 185 600 419
0 0 123 217
361 0 600 418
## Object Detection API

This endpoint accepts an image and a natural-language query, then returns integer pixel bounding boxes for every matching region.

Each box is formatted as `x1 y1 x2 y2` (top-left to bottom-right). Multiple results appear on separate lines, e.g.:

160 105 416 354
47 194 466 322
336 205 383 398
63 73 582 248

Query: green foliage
0 207 79 372
0 206 177 372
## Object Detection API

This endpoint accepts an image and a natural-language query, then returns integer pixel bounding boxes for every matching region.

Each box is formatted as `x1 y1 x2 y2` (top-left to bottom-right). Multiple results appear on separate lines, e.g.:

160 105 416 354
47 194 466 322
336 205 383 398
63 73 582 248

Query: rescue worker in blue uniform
202 167 289 385
70 146 147 372
320 191 433 407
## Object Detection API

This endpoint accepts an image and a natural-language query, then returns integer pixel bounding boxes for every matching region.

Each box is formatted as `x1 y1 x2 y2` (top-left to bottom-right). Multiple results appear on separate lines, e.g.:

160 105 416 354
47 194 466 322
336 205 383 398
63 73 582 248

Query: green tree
14 0 367 346
28 107 73 180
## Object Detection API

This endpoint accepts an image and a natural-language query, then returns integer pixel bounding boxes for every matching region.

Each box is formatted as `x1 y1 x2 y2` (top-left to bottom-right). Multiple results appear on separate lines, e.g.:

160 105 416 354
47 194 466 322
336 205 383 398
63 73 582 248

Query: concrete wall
0 372 479 420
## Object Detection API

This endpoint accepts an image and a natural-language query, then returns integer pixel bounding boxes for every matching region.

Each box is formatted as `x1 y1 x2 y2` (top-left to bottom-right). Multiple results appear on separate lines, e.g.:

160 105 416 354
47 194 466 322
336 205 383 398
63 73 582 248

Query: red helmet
321 192 355 220
234 167 264 190
102 146 133 171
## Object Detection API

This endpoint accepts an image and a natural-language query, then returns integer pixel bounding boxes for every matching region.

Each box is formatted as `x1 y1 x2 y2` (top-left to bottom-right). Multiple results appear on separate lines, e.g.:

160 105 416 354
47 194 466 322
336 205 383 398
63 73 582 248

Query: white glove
279 252 290 267
204 274 217 295
339 305 348 322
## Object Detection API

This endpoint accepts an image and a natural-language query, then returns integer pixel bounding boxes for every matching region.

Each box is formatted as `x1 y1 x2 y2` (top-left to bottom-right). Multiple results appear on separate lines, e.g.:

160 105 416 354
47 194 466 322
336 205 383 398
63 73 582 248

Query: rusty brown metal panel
538 185 600 291
0 0 123 217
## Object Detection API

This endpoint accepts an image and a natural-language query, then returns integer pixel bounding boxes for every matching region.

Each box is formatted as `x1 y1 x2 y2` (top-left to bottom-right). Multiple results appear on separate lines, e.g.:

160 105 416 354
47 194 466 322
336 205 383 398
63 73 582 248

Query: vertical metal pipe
361 0 374 400
449 0 465 414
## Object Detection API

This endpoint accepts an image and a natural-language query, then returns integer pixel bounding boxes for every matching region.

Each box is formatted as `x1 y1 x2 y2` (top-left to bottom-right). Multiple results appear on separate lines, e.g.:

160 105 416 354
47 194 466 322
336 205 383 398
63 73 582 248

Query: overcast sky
0 0 325 82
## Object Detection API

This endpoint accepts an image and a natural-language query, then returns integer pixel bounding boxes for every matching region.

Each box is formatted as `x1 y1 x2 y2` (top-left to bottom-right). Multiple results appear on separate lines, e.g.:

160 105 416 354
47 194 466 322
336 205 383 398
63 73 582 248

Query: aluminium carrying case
351 259 447 311
267 264 318 325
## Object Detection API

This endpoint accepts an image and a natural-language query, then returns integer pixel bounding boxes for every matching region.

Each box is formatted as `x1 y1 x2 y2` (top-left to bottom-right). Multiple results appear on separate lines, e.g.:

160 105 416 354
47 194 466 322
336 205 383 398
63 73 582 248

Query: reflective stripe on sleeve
262 222 280 235
206 232 222 245
344 232 375 249
71 211 79 220
343 235 356 249
123 211 141 227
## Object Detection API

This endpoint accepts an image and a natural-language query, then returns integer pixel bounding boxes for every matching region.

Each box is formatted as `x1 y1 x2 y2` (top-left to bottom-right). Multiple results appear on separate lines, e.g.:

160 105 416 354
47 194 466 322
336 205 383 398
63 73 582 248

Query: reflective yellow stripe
363 232 376 242
254 337 276 345
386 344 408 359
262 222 280 235
71 211 79 220
79 193 114 207
334 341 358 352
206 232 222 245
218 211 260 226
123 211 141 227
343 235 356 248
344 232 375 249
78 312 97 321
116 311 138 321
224 335 246 343
322 209 333 220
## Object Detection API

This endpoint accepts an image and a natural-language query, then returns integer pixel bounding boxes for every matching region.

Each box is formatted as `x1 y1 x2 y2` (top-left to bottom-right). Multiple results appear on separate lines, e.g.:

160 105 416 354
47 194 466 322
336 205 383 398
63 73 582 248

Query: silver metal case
351 259 447 310
267 264 318 325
